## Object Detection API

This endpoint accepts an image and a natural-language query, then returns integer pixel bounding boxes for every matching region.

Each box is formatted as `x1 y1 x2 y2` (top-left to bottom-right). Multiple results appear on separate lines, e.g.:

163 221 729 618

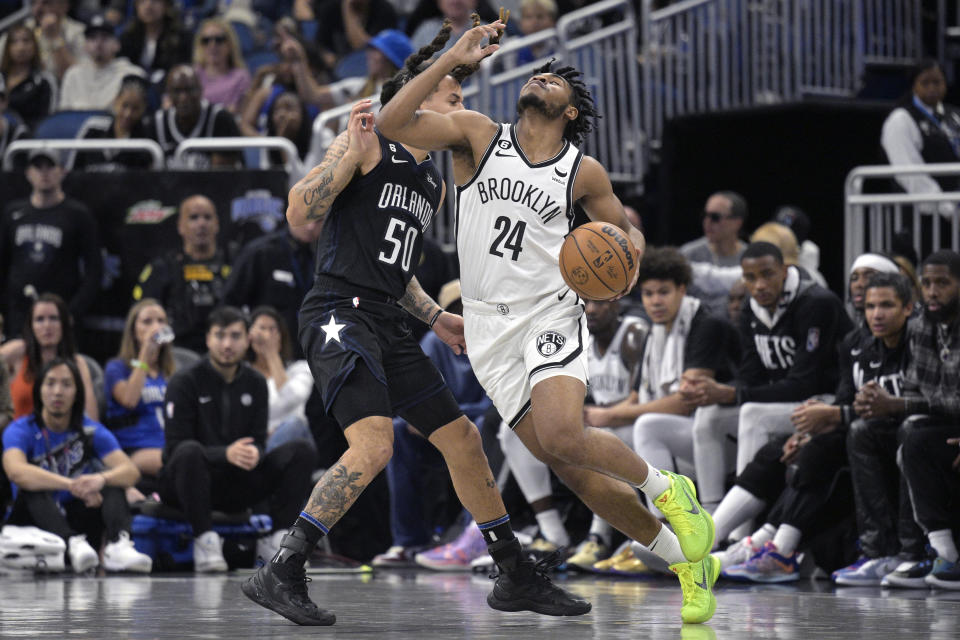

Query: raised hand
445 20 506 67
345 100 379 165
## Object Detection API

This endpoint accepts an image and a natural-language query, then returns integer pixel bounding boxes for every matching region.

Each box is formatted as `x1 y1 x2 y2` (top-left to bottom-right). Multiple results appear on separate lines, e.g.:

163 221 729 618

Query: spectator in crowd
354 29 412 100
849 249 960 588
159 307 316 572
103 298 174 493
147 65 242 168
564 296 646 572
0 149 103 341
403 0 499 42
773 206 820 279
0 73 29 161
133 194 233 354
58 13 145 111
0 312 14 508
750 221 827 288
846 252 901 326
0 24 58 129
822 272 924 587
899 425 960 590
310 0 399 70
374 281 493 569
584 248 737 540
222 220 322 358
881 59 960 203
264 90 315 170
119 0 192 79
726 278 746 326
682 242 852 512
515 0 557 65
239 23 328 138
680 191 747 317
69 74 154 171
192 18 250 113
246 306 314 452
1 294 98 421
714 272 914 582
411 0 479 52
2 357 153 574
0 0 86 81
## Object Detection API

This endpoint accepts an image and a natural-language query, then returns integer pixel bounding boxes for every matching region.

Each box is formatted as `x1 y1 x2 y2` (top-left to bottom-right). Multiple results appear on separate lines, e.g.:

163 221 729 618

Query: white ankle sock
711 486 767 546
636 465 672 500
535 509 569 546
929 529 959 562
646 524 686 566
588 517 612 547
771 524 802 556
751 523 777 547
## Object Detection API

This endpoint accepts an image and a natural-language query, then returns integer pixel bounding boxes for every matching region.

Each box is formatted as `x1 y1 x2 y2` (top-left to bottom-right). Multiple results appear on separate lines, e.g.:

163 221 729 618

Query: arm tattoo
293 134 354 223
398 276 442 324
304 462 367 526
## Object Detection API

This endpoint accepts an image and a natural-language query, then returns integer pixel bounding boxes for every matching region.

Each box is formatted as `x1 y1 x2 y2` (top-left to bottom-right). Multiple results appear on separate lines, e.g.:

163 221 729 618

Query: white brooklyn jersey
456 123 583 306
588 316 645 405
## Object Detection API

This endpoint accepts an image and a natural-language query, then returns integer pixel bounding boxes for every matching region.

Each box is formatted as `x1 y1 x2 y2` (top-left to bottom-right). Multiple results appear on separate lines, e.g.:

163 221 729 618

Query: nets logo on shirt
536 331 566 356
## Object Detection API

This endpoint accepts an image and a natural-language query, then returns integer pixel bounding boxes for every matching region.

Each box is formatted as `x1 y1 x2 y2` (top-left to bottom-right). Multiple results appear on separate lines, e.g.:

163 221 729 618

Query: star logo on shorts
321 314 346 345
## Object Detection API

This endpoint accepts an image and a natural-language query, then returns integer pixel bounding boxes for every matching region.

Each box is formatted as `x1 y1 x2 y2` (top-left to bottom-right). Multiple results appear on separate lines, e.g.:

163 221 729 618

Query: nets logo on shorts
536 331 566 357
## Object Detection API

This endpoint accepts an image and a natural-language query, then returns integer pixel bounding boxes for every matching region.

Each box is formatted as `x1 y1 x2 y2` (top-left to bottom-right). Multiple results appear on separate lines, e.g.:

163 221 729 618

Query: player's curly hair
530 59 599 146
636 246 692 288
380 16 483 106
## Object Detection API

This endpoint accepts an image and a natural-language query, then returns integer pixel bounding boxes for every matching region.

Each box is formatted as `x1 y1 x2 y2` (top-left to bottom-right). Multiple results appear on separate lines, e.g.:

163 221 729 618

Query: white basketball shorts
462 292 587 429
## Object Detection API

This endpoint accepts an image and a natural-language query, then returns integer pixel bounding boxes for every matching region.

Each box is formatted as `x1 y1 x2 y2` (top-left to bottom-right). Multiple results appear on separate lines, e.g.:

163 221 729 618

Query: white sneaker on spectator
255 530 286 566
103 531 152 573
194 531 228 573
713 536 760 571
68 535 99 573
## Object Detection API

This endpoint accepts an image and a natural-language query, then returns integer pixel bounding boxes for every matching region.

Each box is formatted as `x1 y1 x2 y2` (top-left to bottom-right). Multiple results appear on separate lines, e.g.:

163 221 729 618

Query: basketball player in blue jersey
378 21 719 623
242 24 588 627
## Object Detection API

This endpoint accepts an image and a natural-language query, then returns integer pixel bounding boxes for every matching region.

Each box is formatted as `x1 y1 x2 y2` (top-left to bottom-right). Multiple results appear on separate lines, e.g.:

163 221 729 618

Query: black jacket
835 323 910 425
736 267 853 404
162 359 268 465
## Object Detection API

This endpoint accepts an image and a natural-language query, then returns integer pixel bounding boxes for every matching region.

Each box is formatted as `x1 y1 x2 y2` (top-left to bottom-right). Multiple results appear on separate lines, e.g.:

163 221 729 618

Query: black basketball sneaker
486 550 592 616
242 561 336 626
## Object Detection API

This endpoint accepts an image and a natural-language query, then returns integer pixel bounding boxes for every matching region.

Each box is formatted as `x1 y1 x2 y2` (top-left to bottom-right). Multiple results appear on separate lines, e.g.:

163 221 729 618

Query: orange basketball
559 221 638 300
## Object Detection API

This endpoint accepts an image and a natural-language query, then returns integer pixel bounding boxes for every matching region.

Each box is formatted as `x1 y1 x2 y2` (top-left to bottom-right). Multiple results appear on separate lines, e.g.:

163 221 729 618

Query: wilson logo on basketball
536 331 566 356
600 225 635 272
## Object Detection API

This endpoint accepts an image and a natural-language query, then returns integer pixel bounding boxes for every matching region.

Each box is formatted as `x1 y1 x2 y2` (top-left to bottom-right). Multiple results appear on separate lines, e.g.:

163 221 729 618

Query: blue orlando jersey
103 358 167 449
312 130 444 300
2 415 121 505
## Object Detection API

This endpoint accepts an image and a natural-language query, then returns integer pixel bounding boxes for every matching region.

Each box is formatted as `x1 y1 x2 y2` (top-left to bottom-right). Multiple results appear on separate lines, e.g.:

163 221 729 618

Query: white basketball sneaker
68 535 100 573
193 531 228 573
103 531 153 573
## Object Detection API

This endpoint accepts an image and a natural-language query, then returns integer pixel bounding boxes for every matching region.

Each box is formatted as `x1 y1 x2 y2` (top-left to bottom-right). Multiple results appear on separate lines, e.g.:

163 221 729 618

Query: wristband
428 308 443 327
130 359 149 372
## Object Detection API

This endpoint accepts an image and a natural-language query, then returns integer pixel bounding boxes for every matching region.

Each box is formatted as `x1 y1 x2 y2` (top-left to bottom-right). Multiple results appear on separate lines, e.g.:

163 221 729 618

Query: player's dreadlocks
530 59 599 146
380 16 484 106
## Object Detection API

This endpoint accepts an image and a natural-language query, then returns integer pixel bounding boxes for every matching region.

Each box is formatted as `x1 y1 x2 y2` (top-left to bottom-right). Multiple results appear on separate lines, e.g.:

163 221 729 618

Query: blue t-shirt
103 358 167 450
2 415 121 505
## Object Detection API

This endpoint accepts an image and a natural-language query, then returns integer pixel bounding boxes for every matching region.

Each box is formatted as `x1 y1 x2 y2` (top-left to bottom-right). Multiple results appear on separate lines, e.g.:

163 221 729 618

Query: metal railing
844 163 960 275
173 137 303 184
642 0 924 148
0 6 31 33
2 139 165 170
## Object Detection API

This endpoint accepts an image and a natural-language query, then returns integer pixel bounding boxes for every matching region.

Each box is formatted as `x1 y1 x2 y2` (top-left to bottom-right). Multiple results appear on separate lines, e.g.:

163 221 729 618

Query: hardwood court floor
1 569 958 640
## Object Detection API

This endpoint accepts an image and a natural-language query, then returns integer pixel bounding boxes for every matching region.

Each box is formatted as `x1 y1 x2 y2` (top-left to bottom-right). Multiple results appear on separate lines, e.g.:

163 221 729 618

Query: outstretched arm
377 20 504 152
287 100 380 226
399 277 466 354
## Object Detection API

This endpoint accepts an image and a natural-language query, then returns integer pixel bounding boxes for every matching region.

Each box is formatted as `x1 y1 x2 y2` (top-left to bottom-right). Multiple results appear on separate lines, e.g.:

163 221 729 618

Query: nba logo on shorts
536 331 566 357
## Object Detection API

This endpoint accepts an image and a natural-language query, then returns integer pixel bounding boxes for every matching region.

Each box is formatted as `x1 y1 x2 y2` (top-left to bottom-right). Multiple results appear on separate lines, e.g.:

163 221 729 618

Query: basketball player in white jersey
379 20 719 623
